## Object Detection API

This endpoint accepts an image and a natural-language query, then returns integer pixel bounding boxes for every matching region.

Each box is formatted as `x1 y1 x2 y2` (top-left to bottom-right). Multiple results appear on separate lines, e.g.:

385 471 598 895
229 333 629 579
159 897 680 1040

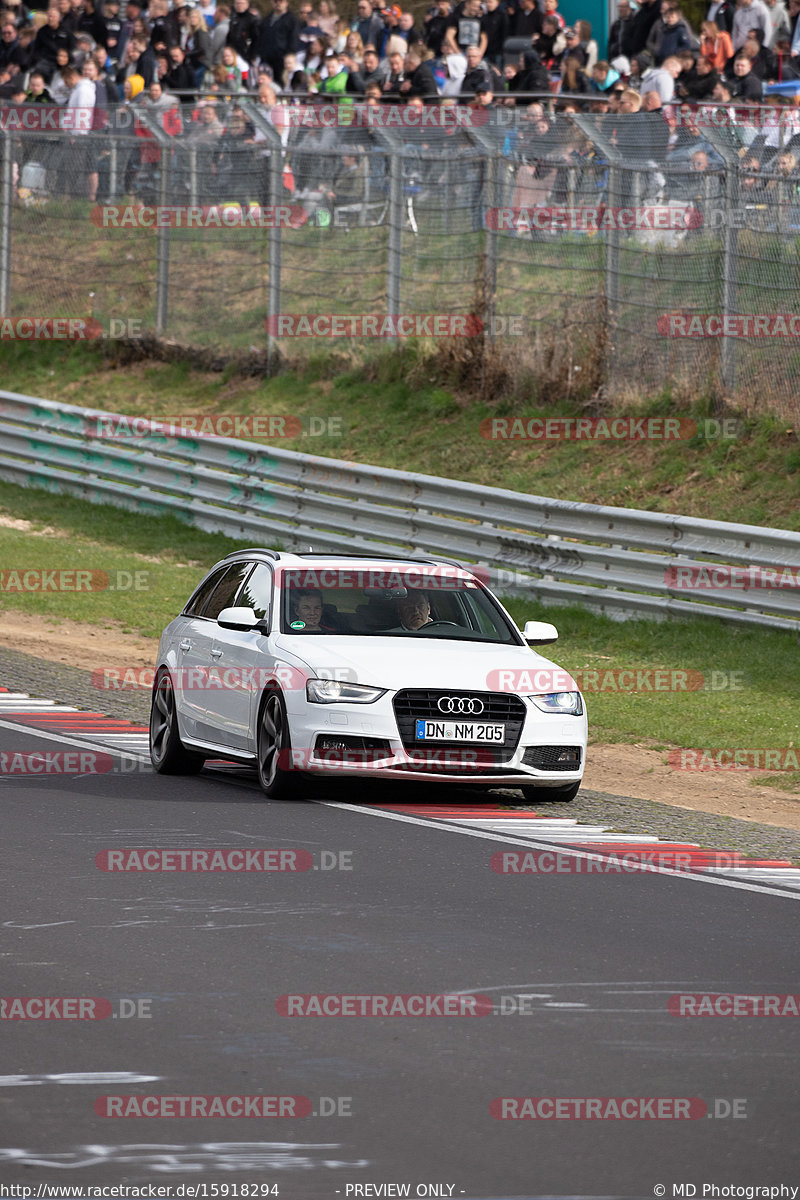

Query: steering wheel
414 620 463 633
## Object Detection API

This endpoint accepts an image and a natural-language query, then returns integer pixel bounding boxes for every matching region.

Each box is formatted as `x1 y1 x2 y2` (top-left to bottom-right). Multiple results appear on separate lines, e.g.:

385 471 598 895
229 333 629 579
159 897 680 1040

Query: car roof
220 549 473 571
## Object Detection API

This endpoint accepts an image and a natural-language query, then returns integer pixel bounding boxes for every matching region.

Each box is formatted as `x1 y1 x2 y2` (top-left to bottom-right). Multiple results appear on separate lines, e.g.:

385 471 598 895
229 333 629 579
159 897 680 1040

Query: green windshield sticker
290 620 306 629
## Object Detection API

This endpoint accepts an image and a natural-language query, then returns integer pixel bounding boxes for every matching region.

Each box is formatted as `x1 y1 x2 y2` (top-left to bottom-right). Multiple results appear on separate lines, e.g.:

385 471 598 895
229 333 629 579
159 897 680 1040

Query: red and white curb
0 689 151 755
359 803 800 894
2 689 799 895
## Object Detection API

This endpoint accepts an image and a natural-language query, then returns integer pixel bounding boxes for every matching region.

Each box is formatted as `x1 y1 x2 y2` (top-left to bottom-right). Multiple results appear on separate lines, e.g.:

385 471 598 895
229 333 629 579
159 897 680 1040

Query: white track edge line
318 801 800 901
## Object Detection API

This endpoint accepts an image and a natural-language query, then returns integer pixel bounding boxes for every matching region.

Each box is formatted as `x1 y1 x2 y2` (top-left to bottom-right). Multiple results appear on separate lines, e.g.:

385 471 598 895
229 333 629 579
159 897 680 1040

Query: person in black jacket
400 44 437 96
257 0 300 82
78 0 108 48
480 0 508 66
510 46 550 102
460 43 493 93
424 0 452 56
727 52 762 97
624 0 661 57
33 8 75 76
0 21 20 69
609 0 634 59
677 53 718 97
510 0 542 40
227 0 260 64
164 42 196 97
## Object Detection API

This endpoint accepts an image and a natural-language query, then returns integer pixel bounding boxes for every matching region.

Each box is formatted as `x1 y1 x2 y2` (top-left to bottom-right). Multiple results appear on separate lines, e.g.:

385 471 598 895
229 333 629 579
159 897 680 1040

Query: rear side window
184 566 229 617
236 562 273 620
184 563 252 620
203 562 253 620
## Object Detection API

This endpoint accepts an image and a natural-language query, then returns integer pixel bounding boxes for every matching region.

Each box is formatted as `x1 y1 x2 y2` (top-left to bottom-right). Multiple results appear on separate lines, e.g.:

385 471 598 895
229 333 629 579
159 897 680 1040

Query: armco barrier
0 389 798 633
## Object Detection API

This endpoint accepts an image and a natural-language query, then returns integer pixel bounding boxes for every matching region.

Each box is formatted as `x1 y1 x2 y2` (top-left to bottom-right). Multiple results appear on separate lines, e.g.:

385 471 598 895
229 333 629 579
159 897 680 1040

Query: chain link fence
2 98 800 414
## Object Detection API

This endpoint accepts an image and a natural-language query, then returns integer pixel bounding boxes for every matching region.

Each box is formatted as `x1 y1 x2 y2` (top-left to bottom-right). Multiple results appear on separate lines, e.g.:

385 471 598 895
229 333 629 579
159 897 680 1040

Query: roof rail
225 548 281 559
289 552 470 567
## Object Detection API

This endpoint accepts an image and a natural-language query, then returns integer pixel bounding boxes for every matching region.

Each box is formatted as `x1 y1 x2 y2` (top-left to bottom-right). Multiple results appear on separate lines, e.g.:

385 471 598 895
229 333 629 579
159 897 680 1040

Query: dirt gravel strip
1 646 798 865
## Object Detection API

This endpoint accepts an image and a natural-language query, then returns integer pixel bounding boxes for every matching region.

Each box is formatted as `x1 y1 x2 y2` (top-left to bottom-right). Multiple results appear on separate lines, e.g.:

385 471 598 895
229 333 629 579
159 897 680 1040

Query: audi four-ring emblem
437 696 485 715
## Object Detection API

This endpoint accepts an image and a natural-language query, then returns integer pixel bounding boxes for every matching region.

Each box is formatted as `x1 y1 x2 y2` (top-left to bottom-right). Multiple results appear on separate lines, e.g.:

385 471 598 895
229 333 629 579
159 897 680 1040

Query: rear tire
256 690 298 799
519 781 580 803
150 669 205 775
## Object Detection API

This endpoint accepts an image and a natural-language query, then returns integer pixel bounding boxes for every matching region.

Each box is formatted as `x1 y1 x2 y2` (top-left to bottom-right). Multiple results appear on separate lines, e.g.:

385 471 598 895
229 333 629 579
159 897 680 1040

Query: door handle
179 639 191 651
210 648 223 658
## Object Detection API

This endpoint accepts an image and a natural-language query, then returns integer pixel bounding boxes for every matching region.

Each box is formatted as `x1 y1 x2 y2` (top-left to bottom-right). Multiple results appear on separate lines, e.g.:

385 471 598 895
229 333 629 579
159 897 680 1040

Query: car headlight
529 691 583 715
306 679 386 704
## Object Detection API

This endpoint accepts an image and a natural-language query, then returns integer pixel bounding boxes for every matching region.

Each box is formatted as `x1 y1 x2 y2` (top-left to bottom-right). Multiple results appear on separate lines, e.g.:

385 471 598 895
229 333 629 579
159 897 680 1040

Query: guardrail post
266 146 283 373
0 132 12 318
155 145 170 334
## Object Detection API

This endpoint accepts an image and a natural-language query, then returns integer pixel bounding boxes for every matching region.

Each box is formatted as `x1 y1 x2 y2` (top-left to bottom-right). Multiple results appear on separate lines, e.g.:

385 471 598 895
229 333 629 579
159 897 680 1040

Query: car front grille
522 745 583 772
393 689 527 764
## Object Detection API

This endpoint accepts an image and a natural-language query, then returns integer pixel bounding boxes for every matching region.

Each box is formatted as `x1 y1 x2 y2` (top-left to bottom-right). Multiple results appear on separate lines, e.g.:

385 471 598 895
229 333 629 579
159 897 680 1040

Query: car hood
274 634 576 692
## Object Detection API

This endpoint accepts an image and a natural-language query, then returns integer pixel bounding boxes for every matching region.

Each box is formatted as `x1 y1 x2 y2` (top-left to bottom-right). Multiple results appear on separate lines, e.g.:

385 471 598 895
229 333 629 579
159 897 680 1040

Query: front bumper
284 693 586 787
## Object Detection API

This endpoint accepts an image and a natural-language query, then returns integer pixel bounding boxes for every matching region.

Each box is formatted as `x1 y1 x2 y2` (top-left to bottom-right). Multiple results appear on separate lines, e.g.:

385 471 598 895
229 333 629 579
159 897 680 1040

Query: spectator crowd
2 0 800 211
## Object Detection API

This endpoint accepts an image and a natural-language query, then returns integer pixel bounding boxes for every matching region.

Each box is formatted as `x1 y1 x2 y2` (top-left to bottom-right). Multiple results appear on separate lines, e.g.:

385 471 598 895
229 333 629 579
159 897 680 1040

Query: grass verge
2 341 798 527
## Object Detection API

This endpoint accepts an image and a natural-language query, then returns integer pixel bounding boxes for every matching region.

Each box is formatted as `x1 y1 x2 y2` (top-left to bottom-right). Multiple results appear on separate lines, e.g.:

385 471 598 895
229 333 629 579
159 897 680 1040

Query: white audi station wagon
149 551 587 800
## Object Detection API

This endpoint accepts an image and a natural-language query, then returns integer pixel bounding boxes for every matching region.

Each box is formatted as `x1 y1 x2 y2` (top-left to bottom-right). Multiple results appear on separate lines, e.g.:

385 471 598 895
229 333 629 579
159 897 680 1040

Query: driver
290 589 333 632
389 589 433 632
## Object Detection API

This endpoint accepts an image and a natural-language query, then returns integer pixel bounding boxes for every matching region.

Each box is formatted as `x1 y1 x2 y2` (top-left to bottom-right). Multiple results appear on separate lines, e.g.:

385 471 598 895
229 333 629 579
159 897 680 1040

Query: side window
236 562 273 621
184 566 229 618
203 562 253 620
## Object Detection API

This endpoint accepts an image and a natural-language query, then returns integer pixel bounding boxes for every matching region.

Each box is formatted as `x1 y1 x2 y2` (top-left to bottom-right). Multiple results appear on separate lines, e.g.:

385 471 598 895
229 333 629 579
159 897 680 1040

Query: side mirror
522 620 559 645
217 606 265 631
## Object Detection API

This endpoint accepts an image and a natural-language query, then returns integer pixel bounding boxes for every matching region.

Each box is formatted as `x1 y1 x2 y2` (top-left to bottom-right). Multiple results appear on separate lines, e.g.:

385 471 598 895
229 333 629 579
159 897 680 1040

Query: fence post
387 150 403 322
720 157 738 393
154 145 170 334
266 146 283 373
0 132 11 318
483 150 499 345
604 162 620 326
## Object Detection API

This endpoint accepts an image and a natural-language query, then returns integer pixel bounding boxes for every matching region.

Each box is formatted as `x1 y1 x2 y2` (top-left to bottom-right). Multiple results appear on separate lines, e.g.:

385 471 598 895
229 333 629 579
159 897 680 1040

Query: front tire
519 781 580 803
150 669 205 774
256 690 298 799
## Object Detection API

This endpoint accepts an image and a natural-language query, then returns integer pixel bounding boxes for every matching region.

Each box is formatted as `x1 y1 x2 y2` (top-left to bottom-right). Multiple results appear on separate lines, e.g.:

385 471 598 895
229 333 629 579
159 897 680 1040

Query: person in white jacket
731 0 772 50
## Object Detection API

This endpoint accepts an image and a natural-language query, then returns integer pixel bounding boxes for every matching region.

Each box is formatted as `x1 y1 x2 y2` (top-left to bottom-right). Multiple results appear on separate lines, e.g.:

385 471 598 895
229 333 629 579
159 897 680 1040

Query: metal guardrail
0 389 798 633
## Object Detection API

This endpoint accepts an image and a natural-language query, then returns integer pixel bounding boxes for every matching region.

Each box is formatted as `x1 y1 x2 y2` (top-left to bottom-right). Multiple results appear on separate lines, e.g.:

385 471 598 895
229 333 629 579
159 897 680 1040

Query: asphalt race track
1 722 799 1199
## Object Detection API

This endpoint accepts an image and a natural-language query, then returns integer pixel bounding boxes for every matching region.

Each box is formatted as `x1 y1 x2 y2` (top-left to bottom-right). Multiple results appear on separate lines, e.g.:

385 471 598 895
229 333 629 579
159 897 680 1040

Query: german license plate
414 720 505 742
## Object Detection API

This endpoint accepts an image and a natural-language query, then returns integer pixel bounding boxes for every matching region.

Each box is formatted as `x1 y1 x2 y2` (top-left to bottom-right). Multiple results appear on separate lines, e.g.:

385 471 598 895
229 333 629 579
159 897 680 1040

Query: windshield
277 568 521 644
